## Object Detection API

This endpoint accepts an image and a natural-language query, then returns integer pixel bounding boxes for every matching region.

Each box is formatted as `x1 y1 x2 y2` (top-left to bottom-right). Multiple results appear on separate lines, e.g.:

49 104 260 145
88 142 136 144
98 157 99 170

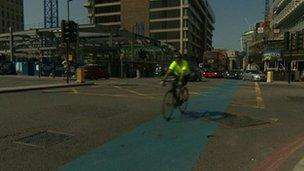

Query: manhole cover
287 96 304 102
15 131 73 148
214 114 270 128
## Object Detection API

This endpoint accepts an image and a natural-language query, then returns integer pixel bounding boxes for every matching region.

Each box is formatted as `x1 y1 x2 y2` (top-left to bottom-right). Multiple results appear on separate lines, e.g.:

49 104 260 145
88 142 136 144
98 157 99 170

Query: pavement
260 81 304 87
0 83 95 93
0 75 94 93
0 76 303 171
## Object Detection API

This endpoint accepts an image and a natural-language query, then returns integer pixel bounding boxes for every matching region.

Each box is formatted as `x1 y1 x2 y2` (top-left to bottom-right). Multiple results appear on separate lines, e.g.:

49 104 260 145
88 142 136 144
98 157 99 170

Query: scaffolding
44 0 59 28
0 24 175 77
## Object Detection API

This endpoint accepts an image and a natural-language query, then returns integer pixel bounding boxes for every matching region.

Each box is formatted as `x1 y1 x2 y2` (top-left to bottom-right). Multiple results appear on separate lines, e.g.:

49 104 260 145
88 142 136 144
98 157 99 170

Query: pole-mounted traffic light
61 20 78 43
284 32 290 51
68 21 78 43
296 31 303 50
61 20 69 43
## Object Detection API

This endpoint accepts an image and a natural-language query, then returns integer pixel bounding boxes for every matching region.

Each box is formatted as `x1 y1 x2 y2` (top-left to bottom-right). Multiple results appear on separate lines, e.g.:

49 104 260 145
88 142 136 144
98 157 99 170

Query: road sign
257 27 264 34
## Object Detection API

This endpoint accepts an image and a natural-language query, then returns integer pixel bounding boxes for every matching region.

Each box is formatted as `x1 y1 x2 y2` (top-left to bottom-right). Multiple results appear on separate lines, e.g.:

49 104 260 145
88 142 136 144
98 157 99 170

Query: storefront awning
263 50 282 61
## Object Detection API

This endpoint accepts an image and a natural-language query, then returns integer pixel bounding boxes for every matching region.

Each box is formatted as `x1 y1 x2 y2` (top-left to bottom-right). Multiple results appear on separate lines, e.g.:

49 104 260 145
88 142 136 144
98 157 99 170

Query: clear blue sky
209 0 265 50
24 0 265 50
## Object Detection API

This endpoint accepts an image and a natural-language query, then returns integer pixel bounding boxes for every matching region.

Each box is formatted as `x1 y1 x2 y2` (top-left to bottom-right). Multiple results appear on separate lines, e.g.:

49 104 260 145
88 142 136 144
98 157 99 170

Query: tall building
0 0 24 33
84 0 215 61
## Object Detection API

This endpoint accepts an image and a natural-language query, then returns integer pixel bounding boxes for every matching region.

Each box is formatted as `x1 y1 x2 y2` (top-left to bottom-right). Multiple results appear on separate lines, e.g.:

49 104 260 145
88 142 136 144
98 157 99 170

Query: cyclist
161 52 190 92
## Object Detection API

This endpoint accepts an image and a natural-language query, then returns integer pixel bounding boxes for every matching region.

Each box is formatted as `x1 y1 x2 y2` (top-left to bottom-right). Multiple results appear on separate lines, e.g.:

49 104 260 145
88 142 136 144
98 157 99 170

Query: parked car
154 66 166 77
202 70 220 78
0 62 15 75
219 70 227 78
189 66 203 82
83 64 110 80
224 70 244 79
243 70 266 81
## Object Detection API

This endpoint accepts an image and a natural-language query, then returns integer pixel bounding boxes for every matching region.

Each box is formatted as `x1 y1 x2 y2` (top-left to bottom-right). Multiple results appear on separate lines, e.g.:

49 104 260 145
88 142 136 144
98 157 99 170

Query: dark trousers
171 74 190 97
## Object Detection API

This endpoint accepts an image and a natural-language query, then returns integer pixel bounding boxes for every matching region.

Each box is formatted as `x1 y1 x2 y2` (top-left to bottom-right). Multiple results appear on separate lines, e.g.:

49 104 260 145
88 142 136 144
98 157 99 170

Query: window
150 31 180 40
95 15 121 23
150 0 180 8
95 0 119 4
95 5 120 13
150 10 180 19
150 20 180 30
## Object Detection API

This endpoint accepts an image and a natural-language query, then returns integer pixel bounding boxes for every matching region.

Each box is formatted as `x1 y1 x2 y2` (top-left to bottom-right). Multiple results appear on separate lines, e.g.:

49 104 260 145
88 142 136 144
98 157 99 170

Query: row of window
150 0 180 9
150 20 180 30
95 15 120 23
150 9 180 19
4 0 22 5
150 31 180 40
95 0 119 4
0 7 23 22
0 21 22 32
95 5 120 13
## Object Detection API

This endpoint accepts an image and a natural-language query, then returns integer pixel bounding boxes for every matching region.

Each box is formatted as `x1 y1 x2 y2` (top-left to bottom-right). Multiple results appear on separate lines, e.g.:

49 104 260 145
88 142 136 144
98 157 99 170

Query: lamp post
67 0 72 21
66 0 72 83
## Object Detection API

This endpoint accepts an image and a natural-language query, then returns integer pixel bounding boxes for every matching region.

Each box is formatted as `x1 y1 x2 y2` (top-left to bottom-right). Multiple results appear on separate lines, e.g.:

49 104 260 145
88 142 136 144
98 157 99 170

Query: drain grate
287 96 304 102
212 113 270 128
15 131 73 148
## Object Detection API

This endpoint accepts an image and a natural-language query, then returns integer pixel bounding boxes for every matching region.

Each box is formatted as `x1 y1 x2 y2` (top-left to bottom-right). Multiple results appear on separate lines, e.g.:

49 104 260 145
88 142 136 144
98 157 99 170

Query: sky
24 0 265 51
209 0 265 50
24 0 88 28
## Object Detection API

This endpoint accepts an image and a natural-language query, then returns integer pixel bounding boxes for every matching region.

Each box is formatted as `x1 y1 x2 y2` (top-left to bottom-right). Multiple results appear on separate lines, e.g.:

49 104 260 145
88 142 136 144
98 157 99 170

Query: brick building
84 0 215 62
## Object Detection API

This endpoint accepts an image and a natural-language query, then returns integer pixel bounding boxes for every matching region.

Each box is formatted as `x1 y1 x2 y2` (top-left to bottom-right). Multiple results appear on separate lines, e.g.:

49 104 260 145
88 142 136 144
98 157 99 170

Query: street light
67 0 73 21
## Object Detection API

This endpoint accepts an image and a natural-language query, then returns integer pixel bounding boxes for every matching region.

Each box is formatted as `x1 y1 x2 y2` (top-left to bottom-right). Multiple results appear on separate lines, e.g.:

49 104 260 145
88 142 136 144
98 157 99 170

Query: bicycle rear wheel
162 90 176 121
179 87 189 114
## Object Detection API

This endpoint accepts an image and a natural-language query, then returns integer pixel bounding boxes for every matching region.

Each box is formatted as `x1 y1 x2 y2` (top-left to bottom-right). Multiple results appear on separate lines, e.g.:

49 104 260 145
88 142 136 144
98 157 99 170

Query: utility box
267 71 274 83
76 68 85 83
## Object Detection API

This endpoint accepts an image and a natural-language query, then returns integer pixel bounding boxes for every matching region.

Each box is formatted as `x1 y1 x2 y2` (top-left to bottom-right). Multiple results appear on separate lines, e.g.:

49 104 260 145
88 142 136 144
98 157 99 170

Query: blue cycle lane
59 80 241 171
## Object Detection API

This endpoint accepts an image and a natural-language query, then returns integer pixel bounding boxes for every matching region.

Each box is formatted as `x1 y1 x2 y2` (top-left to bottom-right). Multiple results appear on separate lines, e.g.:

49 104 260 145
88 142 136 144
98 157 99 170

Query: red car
202 70 220 78
83 64 109 80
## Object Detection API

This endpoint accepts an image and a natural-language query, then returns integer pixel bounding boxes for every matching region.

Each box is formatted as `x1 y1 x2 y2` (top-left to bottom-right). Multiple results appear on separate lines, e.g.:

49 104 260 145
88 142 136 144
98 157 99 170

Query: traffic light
284 32 290 51
61 20 79 43
68 21 78 43
296 31 303 50
61 20 69 43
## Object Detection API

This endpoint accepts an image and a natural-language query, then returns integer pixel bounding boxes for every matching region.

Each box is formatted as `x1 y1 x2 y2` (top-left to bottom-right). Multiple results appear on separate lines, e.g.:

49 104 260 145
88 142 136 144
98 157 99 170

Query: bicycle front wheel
162 90 176 121
179 87 189 114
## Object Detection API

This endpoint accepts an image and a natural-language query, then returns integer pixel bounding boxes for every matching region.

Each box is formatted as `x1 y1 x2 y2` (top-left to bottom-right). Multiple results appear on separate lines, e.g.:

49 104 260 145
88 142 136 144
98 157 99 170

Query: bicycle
161 79 190 121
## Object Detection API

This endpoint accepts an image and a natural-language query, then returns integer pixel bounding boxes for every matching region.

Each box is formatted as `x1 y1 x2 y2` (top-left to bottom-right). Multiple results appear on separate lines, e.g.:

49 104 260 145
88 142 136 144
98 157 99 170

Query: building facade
271 0 304 80
84 0 215 62
0 0 24 33
271 0 304 33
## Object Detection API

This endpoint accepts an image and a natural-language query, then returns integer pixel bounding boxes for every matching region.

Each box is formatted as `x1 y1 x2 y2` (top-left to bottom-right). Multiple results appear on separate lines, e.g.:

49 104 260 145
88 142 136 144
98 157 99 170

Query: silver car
243 70 266 81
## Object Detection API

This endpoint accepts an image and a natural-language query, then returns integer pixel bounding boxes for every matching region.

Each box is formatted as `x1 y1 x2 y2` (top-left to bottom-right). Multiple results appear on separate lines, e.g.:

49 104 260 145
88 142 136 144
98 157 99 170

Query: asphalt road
0 77 303 171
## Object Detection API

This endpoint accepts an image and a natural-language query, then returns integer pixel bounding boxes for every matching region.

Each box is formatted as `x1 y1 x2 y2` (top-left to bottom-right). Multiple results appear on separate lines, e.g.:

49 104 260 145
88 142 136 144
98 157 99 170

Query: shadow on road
176 110 270 128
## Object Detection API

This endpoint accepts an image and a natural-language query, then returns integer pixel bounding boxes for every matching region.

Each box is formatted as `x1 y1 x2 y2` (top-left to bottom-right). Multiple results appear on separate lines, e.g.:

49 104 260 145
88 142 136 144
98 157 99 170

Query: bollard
267 71 273 83
76 68 85 83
